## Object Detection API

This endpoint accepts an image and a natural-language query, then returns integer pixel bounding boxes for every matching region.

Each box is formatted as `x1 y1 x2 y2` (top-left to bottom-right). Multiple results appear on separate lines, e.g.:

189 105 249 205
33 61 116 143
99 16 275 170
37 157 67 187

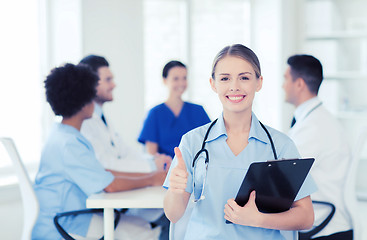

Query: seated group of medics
31 45 353 240
31 55 209 239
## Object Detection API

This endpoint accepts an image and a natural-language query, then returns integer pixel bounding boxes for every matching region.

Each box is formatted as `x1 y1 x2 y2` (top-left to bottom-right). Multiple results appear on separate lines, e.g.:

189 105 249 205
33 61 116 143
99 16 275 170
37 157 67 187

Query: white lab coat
81 104 156 173
288 97 353 238
81 103 163 222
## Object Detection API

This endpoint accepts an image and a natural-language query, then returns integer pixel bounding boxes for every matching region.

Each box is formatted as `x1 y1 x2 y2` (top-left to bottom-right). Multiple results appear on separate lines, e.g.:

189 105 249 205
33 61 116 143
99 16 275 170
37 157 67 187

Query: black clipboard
226 158 314 223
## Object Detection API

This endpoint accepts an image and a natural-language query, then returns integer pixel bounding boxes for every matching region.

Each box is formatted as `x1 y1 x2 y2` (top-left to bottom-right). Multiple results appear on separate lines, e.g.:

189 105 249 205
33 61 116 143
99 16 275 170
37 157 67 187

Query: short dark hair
45 63 99 118
162 60 186 78
79 55 109 73
287 55 323 95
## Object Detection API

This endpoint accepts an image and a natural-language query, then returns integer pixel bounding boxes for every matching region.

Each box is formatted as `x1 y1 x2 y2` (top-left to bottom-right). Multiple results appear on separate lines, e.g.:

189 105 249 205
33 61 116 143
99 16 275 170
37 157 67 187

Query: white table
86 186 167 240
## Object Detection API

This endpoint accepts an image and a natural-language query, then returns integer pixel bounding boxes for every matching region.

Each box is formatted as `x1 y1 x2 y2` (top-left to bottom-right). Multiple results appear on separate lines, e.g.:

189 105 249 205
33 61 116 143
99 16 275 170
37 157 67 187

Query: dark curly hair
45 63 99 118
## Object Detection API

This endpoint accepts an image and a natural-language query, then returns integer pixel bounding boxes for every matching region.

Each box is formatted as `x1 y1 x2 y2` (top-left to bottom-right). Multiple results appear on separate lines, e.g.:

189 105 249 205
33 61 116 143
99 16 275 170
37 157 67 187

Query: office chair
0 137 40 240
54 208 121 240
298 201 335 240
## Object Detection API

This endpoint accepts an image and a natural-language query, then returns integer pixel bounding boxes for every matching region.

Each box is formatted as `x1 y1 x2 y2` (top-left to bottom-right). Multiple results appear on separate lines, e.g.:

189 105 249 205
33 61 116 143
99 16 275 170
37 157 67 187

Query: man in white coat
283 54 353 240
80 55 171 240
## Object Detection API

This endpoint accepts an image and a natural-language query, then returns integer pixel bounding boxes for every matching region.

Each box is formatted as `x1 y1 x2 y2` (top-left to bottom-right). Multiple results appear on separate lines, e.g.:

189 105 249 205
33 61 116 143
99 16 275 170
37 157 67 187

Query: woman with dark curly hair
32 63 162 239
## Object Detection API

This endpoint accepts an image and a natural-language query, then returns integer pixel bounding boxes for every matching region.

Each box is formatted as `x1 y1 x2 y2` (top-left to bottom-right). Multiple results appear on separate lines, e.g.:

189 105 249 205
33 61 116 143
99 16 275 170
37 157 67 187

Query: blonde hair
211 44 261 79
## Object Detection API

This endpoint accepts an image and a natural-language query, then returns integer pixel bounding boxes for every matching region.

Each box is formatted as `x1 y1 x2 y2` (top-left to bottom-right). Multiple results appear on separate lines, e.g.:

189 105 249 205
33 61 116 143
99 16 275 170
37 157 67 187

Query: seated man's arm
154 153 172 171
104 169 167 192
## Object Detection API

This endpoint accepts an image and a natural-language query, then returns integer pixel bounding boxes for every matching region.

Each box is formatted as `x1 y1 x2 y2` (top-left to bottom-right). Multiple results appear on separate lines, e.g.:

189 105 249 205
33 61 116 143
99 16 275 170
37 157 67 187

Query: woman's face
164 66 187 98
210 56 262 115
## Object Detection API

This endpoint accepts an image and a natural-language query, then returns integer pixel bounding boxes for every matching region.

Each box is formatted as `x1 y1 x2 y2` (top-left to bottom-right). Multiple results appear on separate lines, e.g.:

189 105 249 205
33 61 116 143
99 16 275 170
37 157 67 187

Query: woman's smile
226 95 246 103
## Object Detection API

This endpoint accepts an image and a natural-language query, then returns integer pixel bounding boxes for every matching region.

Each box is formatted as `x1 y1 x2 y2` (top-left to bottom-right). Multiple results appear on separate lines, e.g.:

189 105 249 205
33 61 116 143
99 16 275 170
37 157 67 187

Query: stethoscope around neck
191 118 278 202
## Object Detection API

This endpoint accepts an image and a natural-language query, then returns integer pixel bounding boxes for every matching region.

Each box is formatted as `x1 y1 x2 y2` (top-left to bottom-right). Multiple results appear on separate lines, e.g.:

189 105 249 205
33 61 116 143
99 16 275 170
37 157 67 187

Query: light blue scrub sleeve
295 174 317 201
63 141 114 196
276 136 318 201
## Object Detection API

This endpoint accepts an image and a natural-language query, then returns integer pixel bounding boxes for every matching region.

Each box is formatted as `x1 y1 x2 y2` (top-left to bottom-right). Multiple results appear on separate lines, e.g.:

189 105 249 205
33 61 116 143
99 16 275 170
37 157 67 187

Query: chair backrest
0 137 39 240
343 127 367 240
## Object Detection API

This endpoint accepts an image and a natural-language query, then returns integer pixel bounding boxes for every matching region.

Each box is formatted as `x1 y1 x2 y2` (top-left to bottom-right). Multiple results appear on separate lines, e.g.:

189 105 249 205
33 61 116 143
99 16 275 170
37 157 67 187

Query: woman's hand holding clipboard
224 190 264 227
225 158 314 224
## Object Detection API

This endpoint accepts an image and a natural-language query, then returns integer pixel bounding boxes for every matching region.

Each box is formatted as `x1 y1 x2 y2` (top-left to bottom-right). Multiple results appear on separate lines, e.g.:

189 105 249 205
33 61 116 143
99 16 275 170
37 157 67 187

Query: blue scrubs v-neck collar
163 101 186 118
205 112 271 145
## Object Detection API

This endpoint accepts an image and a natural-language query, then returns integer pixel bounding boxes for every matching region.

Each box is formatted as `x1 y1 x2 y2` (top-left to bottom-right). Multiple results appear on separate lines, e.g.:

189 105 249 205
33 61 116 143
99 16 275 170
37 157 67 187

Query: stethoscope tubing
192 118 278 169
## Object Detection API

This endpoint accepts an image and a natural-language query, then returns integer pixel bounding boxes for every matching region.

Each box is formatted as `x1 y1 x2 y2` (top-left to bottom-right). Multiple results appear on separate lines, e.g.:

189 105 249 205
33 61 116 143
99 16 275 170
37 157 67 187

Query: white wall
251 0 284 130
81 0 145 149
0 1 145 238
41 0 145 148
0 186 22 240
279 0 301 131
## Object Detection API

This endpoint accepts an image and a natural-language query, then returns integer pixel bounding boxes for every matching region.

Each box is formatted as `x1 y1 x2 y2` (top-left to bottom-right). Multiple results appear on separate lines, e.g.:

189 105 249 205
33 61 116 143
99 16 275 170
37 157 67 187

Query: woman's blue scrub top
138 102 210 158
163 113 317 240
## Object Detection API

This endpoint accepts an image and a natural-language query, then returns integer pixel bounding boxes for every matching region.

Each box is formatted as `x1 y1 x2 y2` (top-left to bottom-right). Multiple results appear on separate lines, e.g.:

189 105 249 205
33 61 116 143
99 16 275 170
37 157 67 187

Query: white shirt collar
294 97 321 122
93 102 103 118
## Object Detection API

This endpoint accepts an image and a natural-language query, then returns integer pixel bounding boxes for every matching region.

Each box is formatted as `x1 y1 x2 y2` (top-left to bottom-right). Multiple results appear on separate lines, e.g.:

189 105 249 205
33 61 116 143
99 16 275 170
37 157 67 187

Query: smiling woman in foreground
163 44 316 239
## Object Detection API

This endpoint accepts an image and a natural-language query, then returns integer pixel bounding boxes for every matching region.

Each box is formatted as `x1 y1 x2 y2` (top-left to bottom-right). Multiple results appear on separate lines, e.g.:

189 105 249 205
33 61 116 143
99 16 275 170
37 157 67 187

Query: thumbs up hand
168 147 188 194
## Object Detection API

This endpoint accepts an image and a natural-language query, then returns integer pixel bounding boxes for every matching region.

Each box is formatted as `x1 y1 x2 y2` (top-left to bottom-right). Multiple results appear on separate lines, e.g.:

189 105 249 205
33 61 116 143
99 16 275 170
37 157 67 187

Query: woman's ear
256 76 263 92
210 78 217 92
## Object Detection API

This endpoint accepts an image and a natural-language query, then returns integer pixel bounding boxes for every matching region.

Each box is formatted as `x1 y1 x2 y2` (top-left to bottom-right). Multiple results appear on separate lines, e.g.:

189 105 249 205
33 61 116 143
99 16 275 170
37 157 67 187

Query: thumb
174 147 186 170
249 190 256 202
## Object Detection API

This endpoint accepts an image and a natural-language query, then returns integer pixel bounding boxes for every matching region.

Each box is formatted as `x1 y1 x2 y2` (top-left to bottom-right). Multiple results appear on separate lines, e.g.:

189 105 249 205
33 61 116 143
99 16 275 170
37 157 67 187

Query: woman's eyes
220 76 249 81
